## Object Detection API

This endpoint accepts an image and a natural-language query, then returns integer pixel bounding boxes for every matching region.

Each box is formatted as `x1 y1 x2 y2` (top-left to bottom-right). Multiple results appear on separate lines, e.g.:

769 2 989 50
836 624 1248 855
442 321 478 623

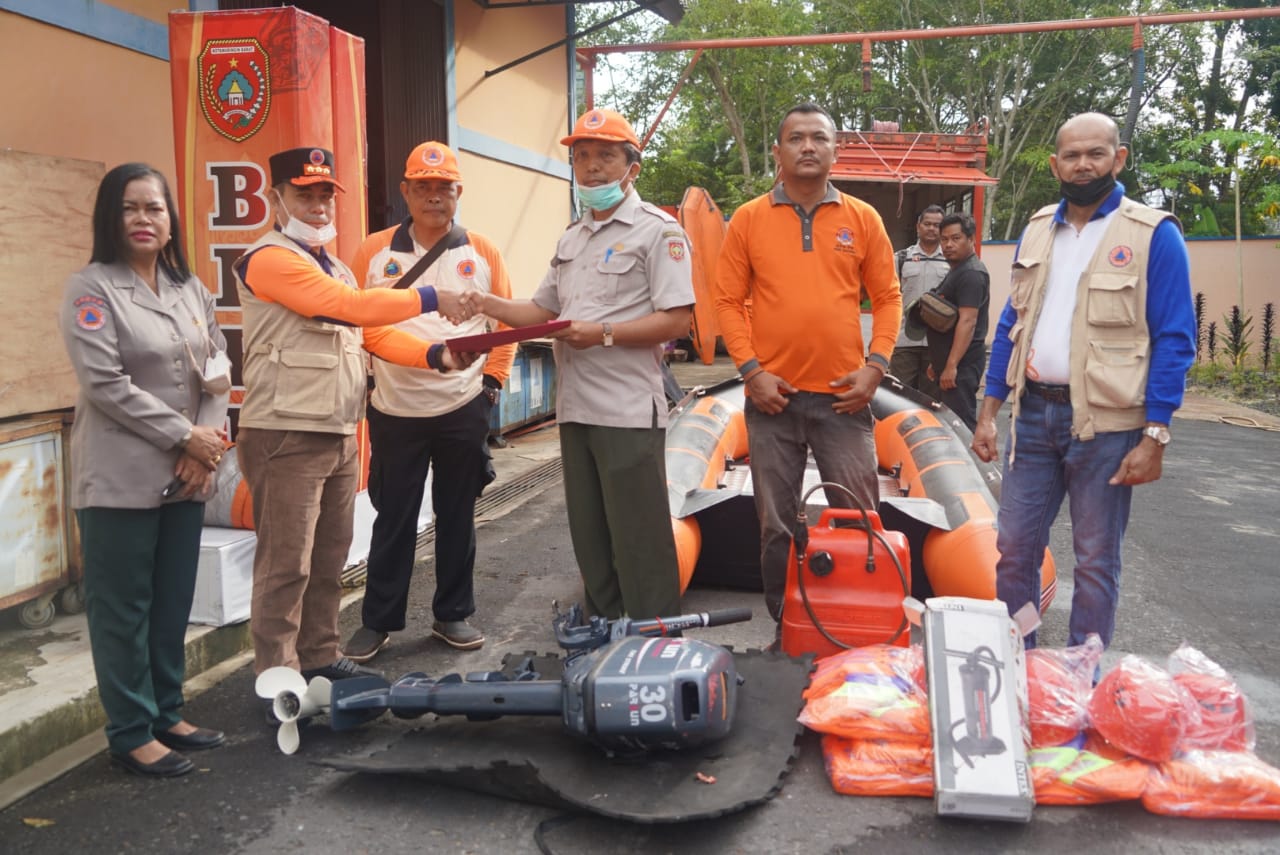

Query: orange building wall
453 2 572 296
103 0 175 24
453 4 569 159
0 11 176 180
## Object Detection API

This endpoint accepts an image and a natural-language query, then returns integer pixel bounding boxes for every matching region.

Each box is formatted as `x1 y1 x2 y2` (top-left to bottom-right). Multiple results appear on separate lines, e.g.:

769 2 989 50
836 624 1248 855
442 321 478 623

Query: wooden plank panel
0 150 102 420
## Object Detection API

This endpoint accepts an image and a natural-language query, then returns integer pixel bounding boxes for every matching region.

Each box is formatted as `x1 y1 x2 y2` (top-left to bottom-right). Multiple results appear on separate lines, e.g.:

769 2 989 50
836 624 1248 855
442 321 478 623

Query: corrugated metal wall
374 0 447 229
217 0 447 231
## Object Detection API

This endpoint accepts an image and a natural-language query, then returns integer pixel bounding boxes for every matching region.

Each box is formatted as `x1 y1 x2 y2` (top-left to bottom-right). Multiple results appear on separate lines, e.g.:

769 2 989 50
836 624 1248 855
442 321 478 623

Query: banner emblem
198 37 271 142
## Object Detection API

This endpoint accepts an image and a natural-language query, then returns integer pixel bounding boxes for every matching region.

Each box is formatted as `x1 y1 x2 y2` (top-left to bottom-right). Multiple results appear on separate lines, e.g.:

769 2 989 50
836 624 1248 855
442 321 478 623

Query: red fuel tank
782 508 912 658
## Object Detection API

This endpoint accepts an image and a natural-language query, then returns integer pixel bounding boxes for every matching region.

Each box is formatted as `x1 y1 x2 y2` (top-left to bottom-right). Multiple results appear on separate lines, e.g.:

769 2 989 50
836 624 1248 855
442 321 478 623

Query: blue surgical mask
576 178 626 212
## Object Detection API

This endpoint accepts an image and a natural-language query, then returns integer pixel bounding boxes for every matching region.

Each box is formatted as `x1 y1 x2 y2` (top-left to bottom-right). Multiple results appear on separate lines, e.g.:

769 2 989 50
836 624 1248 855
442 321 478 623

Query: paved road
5 416 1280 854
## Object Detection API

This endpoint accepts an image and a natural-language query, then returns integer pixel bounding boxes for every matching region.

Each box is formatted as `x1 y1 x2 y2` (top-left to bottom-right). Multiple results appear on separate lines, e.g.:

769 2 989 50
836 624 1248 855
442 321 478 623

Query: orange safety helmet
1088 655 1193 763
1173 671 1255 753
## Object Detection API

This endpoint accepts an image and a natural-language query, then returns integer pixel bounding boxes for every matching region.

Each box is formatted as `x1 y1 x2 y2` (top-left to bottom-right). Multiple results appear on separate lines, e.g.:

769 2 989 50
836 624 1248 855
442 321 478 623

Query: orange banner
168 7 367 439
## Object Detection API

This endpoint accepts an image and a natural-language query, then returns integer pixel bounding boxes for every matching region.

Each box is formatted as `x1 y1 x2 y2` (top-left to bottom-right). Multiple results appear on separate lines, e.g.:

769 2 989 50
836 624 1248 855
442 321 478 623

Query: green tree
575 0 1280 233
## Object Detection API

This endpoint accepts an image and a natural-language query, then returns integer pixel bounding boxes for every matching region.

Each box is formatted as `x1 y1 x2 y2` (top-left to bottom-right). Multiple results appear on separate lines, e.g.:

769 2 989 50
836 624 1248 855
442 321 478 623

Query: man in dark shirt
925 212 989 429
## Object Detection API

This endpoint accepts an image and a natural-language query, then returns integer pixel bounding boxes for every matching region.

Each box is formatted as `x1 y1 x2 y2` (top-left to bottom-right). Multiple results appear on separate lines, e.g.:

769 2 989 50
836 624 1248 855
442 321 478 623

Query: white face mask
201 350 233 396
273 191 337 248
185 340 232 396
280 215 337 248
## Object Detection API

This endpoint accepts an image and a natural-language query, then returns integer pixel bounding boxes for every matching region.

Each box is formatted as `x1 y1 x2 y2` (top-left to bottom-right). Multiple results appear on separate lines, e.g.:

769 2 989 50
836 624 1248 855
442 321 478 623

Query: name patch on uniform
457 259 476 279
74 295 107 331
383 259 402 277
1108 245 1133 267
667 240 686 261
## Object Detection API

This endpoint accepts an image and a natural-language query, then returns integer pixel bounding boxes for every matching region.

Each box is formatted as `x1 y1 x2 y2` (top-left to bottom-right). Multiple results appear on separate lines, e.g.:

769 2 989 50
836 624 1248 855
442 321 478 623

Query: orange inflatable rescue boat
665 376 1057 610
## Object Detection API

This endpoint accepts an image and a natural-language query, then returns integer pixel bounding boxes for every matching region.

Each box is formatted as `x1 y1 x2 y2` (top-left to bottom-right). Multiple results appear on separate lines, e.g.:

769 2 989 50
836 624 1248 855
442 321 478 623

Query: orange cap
404 141 461 182
560 109 641 149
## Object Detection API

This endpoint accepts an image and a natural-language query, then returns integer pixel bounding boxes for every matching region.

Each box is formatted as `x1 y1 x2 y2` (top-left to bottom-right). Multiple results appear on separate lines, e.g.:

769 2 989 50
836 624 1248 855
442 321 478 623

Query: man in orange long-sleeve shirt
713 104 902 640
233 147 475 690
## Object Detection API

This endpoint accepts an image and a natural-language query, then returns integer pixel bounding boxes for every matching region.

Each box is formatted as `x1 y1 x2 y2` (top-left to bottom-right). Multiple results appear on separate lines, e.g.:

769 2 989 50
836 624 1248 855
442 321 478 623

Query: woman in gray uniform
60 163 229 777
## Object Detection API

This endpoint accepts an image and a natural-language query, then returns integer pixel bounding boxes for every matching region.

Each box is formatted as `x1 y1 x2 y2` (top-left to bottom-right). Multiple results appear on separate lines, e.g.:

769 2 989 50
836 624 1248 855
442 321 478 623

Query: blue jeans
745 392 879 622
994 392 1141 649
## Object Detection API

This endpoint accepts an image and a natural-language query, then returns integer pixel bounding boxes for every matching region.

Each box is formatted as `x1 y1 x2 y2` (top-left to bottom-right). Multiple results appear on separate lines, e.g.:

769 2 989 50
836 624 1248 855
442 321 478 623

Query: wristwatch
602 322 614 347
1143 424 1172 447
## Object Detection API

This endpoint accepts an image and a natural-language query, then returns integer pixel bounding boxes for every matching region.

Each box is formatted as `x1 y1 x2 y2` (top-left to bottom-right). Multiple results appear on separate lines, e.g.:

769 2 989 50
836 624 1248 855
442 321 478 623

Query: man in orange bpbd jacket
713 104 902 644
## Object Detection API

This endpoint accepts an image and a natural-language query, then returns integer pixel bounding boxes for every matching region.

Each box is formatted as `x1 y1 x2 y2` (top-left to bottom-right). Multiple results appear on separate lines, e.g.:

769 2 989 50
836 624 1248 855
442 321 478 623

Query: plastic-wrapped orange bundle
822 733 933 798
1026 634 1103 747
1088 654 1198 763
799 645 929 742
1029 733 1149 805
1143 750 1280 820
1166 644 1255 753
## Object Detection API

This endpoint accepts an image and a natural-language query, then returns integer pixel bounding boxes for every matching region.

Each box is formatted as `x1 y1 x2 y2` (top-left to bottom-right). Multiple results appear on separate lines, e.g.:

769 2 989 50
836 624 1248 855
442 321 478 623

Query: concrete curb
0 621 250 785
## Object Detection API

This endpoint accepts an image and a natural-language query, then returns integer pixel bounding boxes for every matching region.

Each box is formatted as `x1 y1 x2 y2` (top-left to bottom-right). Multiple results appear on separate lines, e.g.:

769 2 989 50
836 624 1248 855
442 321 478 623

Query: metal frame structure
472 0 683 25
572 6 1280 239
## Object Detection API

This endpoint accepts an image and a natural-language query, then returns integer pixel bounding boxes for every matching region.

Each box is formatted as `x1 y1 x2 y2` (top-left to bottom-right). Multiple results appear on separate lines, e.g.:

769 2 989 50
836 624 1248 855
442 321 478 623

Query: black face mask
1059 173 1117 206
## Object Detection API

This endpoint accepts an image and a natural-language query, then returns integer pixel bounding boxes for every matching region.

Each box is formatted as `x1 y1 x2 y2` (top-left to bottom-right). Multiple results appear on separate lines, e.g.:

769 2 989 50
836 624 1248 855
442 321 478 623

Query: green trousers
559 422 681 620
78 502 204 754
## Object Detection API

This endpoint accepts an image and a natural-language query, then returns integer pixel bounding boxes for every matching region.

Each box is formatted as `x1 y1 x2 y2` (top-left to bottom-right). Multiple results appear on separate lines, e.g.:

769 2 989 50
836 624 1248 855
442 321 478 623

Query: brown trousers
237 428 358 674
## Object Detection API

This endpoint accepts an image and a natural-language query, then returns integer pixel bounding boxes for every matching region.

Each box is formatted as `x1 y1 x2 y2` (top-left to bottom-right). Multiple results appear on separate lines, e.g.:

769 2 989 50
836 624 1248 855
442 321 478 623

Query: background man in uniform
234 147 474 691
342 142 515 660
972 113 1195 650
891 205 947 397
712 103 901 638
463 109 693 621
923 211 989 430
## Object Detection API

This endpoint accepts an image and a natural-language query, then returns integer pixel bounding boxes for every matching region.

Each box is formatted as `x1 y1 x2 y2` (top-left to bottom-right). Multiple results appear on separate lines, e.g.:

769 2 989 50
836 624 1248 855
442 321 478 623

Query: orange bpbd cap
404 141 461 182
560 109 641 149
268 147 346 192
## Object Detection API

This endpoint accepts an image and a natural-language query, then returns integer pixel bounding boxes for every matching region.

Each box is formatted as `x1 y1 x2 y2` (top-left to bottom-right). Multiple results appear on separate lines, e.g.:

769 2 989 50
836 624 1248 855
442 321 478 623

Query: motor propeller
254 666 332 755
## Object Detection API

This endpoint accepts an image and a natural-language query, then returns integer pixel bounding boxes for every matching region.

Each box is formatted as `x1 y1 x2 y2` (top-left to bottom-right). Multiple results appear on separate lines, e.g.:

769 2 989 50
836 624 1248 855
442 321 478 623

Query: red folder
446 320 570 352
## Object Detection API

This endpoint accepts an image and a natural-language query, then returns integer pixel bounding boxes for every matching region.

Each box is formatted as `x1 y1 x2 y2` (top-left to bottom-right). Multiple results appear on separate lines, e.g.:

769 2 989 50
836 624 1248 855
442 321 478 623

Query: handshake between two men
437 288 613 361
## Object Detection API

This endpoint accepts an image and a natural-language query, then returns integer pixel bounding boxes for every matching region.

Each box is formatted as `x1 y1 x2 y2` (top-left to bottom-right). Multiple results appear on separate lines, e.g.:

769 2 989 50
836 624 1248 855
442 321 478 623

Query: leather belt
1024 379 1070 403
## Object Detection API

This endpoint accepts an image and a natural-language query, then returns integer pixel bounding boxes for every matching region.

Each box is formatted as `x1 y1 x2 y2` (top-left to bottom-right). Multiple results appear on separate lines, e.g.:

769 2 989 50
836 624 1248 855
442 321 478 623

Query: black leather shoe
111 749 194 778
155 726 225 751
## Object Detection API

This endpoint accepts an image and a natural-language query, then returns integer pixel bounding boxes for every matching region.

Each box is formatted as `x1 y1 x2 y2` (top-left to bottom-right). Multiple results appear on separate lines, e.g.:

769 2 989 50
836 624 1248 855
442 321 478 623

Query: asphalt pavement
4 413 1280 854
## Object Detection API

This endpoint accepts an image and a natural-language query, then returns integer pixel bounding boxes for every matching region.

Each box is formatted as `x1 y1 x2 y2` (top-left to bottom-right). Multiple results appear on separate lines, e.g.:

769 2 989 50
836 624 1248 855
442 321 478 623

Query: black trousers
936 354 985 430
361 394 493 631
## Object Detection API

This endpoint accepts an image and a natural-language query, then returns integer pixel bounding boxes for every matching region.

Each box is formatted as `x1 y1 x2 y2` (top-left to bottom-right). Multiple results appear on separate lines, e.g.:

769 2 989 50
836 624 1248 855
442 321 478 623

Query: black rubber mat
318 649 812 823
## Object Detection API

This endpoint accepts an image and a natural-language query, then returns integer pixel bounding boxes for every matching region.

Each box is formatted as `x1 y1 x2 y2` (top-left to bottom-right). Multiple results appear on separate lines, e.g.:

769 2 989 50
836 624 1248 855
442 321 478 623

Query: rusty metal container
0 416 70 628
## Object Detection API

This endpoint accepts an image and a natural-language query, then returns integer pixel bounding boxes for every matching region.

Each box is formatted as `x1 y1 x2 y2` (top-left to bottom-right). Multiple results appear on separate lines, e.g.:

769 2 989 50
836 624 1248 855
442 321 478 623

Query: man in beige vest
233 147 474 694
971 114 1195 651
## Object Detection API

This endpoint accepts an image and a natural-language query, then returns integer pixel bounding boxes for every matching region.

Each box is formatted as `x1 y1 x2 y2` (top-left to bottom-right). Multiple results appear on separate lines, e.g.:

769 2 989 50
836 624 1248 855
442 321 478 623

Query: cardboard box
191 527 256 626
922 596 1033 822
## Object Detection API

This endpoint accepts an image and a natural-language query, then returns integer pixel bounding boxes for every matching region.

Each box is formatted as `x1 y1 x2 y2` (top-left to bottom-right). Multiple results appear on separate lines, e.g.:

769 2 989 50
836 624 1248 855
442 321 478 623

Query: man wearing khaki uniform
466 110 694 619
